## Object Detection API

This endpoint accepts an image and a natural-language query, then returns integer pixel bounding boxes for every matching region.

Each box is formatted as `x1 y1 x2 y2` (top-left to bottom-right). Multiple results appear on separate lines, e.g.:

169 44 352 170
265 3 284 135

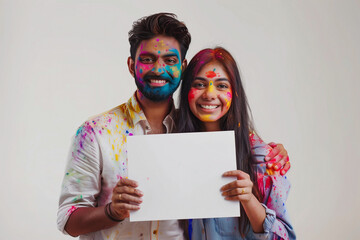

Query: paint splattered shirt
191 133 295 240
57 93 186 240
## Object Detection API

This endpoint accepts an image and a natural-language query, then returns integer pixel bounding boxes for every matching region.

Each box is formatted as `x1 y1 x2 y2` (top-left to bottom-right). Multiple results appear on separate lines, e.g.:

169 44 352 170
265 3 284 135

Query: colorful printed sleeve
250 133 296 240
57 121 102 234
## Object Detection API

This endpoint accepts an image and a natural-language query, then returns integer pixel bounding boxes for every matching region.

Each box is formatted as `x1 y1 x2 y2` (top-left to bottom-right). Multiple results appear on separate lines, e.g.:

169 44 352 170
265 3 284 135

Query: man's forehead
136 36 181 57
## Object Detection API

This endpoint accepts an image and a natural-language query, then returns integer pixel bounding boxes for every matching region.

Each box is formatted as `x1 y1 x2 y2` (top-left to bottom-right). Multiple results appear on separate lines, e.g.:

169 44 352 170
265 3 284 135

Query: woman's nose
202 82 216 100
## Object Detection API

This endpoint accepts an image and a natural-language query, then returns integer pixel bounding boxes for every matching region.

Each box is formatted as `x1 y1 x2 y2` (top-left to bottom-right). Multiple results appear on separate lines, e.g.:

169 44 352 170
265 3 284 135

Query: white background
1 0 359 239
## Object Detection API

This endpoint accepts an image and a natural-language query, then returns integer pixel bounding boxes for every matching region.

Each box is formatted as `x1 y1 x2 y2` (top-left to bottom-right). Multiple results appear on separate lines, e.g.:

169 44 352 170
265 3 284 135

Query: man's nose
152 59 165 75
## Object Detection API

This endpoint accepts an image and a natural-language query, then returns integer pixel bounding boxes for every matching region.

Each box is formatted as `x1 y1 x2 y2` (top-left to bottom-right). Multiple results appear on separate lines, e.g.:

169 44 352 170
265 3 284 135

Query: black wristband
104 202 124 222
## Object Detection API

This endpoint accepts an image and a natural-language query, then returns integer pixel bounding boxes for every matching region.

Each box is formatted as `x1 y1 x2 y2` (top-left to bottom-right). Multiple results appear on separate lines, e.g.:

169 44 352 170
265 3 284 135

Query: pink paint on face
188 88 198 103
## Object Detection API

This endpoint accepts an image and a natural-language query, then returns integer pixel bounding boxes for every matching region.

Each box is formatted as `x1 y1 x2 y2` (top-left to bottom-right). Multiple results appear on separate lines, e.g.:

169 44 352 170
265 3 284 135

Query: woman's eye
193 82 205 88
217 84 229 89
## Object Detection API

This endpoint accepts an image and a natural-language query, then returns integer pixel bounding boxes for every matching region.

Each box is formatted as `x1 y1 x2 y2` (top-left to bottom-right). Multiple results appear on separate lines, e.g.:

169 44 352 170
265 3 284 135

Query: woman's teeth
200 105 218 109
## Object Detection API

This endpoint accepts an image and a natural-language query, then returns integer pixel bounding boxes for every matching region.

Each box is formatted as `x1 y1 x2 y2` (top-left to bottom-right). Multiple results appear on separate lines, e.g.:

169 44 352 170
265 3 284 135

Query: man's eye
165 58 177 65
140 57 154 63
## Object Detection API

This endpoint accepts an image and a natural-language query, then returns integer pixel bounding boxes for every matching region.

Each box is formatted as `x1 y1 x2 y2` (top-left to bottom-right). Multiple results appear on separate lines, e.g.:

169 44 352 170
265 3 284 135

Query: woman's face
188 62 233 126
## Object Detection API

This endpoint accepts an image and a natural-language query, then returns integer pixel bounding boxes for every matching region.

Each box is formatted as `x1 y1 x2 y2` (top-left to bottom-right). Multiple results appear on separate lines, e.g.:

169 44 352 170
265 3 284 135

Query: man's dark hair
129 13 191 61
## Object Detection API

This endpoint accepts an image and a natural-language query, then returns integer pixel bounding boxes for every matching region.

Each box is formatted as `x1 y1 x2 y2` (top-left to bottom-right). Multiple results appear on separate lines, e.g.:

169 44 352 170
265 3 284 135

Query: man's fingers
117 178 138 187
266 154 281 168
114 186 143 197
113 193 143 204
112 202 140 211
268 142 277 148
280 161 291 175
265 146 280 161
272 155 288 171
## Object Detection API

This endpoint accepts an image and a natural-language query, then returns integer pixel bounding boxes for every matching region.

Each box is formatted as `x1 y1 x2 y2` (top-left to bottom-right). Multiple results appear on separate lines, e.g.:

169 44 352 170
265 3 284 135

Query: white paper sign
127 131 240 222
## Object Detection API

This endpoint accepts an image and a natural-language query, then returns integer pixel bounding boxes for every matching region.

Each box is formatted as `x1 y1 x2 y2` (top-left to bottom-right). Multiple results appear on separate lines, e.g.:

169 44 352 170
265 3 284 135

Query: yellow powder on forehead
154 39 169 52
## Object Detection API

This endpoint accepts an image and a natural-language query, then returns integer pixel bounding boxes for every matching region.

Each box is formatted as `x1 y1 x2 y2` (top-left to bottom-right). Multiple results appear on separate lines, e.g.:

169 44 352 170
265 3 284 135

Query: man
57 13 290 239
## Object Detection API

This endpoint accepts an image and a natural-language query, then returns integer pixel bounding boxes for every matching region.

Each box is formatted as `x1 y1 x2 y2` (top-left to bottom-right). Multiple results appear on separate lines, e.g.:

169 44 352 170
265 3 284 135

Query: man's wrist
104 202 124 222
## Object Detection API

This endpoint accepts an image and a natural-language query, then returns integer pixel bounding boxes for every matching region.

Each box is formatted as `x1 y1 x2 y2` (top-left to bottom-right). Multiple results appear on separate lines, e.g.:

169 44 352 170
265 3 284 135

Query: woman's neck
202 121 221 132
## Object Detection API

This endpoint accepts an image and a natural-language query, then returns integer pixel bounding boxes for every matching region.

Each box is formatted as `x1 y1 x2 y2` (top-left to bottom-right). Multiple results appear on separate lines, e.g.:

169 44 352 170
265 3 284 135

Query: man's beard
134 72 179 102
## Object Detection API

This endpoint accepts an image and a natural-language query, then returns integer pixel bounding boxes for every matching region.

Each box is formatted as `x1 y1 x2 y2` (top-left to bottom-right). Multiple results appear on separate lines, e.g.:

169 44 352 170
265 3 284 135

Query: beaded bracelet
104 202 124 222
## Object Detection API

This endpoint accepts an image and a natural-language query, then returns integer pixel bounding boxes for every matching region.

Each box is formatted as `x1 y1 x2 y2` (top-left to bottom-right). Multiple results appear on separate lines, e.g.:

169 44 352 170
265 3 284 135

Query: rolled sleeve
57 122 101 234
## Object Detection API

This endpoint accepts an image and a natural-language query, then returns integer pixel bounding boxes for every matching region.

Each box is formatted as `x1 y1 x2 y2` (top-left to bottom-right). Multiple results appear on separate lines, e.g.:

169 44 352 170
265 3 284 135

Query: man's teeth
200 105 218 109
150 80 166 83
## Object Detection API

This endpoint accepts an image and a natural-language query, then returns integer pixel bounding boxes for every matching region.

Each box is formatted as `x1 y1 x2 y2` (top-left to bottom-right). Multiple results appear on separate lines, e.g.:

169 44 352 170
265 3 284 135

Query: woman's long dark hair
177 47 262 237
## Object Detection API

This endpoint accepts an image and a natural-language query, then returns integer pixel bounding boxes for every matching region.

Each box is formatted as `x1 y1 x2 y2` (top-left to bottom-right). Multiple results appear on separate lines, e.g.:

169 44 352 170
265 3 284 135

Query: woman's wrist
240 193 256 205
241 193 266 233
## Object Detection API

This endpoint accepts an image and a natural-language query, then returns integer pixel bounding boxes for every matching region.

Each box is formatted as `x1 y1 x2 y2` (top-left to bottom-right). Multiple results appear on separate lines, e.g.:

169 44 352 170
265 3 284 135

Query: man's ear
127 56 135 77
181 59 188 73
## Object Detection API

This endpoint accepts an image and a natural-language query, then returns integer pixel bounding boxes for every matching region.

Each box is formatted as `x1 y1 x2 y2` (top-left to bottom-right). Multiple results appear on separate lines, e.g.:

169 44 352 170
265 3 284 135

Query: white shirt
57 93 185 240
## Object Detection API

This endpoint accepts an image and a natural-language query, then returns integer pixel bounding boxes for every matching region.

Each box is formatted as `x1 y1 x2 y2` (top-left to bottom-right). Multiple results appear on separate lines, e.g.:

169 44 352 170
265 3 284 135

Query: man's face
130 36 184 101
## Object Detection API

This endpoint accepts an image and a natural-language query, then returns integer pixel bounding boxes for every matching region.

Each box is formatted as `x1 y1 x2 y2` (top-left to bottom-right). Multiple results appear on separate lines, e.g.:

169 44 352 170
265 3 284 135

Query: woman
177 47 295 239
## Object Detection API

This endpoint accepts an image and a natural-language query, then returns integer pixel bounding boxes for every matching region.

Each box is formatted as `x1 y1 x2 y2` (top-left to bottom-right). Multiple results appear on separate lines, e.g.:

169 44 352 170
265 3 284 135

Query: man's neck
136 91 172 134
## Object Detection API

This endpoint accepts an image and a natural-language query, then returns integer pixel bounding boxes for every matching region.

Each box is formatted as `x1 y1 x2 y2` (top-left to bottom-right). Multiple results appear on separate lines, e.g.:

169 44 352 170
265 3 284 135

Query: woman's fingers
220 179 252 192
221 170 254 203
222 187 251 197
224 194 253 202
223 170 249 179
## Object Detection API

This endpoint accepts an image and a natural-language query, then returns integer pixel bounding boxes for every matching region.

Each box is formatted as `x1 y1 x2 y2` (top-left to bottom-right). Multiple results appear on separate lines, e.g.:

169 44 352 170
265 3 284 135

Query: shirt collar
124 91 176 131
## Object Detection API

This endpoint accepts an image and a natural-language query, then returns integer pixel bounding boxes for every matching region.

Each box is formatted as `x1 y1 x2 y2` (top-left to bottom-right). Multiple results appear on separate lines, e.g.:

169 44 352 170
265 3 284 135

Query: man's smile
148 79 168 87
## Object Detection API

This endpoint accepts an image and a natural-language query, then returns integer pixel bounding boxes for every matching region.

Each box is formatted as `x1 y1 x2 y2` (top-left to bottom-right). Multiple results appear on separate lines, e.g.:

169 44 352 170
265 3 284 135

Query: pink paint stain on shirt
66 206 78 216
